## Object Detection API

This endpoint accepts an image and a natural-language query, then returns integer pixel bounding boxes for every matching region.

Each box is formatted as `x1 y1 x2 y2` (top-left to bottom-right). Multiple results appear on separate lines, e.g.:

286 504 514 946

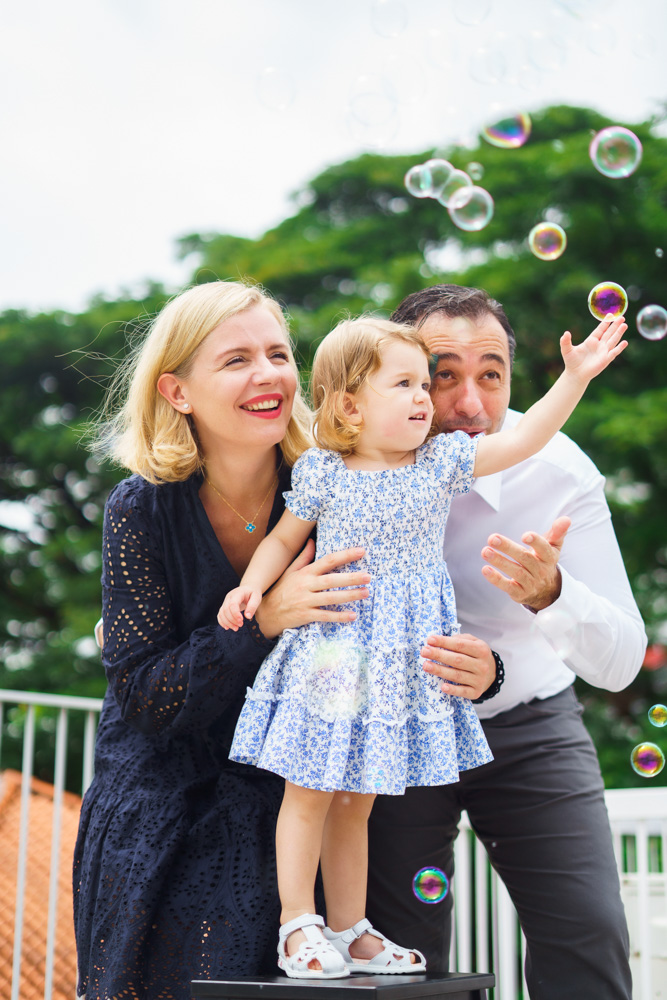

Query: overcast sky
1 0 665 314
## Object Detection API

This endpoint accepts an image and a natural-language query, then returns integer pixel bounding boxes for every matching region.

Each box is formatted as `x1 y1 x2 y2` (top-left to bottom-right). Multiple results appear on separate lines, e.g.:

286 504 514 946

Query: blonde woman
72 281 371 1000
218 312 627 980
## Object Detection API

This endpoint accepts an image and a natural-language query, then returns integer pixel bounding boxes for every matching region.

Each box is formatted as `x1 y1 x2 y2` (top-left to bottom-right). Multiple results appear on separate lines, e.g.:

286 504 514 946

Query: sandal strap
279 913 324 944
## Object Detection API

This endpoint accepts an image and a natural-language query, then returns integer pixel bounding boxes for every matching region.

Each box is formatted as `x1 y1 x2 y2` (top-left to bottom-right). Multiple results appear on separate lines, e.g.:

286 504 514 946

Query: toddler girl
219 313 627 979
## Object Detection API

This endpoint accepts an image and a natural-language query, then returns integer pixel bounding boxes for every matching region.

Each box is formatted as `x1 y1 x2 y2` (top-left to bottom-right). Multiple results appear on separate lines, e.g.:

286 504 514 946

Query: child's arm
474 315 627 478
218 510 315 631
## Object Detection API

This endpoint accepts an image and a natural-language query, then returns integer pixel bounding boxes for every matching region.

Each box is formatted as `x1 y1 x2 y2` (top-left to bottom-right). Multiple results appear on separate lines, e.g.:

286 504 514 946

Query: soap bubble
532 606 576 659
371 0 408 37
423 158 453 197
405 163 433 198
529 222 567 261
656 248 664 259
437 169 474 209
454 0 491 25
470 44 507 85
307 641 368 721
587 21 617 57
482 112 532 148
467 162 484 180
589 126 642 178
588 282 628 321
412 866 449 904
648 704 667 728
449 186 494 231
349 73 397 127
637 305 667 341
630 742 665 778
255 67 295 112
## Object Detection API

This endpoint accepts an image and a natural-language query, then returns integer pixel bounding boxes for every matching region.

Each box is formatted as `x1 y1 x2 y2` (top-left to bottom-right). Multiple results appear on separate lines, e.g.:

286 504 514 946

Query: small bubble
656 248 664 259
423 158 453 197
255 67 295 112
533 606 576 658
587 282 628 321
467 161 484 180
648 704 667 728
370 0 408 37
448 186 494 231
454 0 492 25
482 112 532 148
412 867 449 904
589 126 642 179
437 169 474 209
405 163 433 198
637 305 667 342
528 222 567 261
630 742 665 778
469 44 507 85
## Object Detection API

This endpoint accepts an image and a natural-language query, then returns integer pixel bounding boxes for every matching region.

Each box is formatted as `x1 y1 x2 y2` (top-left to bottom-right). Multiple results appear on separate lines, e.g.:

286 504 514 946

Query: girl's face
178 304 297 457
348 341 433 454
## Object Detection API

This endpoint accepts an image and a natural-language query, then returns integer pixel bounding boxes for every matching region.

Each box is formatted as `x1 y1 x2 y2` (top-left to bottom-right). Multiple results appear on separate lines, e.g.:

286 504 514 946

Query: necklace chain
205 462 281 534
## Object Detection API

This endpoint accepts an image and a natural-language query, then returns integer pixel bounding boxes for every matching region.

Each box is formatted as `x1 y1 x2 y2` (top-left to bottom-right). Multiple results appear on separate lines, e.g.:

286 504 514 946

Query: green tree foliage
2 105 666 788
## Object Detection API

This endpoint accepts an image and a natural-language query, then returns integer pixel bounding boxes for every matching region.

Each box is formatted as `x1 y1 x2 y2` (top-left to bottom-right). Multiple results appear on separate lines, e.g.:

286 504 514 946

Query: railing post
44 707 69 1000
12 703 35 1000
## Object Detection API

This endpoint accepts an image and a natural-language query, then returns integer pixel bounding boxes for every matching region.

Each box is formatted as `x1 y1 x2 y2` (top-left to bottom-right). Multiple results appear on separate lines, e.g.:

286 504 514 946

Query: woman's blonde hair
93 280 313 483
311 316 432 455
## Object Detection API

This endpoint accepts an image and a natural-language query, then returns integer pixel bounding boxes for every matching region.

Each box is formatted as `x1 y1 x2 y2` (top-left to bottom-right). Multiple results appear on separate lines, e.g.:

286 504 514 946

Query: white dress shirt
444 409 647 720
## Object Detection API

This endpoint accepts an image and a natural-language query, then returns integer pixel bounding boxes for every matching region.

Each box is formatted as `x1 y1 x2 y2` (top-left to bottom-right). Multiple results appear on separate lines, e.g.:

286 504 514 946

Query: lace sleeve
101 480 275 737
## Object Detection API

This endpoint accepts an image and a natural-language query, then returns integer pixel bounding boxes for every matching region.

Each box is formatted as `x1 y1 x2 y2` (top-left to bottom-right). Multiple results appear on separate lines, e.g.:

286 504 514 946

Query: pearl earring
182 403 190 411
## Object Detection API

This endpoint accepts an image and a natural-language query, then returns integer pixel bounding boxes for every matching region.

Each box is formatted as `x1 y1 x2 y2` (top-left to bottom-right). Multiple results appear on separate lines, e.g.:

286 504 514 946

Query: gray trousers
367 687 632 1000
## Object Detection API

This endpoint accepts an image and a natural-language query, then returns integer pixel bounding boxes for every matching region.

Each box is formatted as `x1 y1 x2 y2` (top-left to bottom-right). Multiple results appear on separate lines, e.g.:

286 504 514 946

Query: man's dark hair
391 284 516 367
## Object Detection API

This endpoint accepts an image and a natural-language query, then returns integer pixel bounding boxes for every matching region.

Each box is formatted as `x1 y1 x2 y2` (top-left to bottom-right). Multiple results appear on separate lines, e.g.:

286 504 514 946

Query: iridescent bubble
532 606 576 659
648 704 667 728
412 867 449 904
630 742 665 778
437 169 474 209
587 282 628 321
529 222 567 261
423 158 453 197
656 248 664 259
454 0 491 25
448 186 494 231
482 112 532 148
370 0 408 37
637 305 667 342
307 641 368 721
255 67 295 112
589 126 643 179
467 162 484 180
405 163 433 198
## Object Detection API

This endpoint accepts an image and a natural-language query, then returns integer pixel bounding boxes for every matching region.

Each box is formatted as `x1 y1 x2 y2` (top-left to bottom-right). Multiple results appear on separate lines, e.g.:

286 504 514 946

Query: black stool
191 971 494 1000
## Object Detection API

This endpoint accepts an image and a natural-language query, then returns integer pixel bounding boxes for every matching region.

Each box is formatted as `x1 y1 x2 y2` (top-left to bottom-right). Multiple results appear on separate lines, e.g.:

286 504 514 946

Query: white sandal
277 913 349 979
323 917 427 974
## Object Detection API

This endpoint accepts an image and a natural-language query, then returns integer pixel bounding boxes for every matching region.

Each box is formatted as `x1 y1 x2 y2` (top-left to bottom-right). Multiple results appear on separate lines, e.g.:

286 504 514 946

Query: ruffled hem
229 696 493 795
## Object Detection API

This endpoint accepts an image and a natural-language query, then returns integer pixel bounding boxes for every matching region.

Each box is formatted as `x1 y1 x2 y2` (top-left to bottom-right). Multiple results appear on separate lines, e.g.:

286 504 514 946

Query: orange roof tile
0 770 81 1000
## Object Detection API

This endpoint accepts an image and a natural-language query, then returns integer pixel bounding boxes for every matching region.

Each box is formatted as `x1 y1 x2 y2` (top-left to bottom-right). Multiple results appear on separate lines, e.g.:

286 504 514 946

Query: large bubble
588 282 628 321
448 186 494 231
404 163 433 198
630 742 665 778
437 169 474 209
412 867 449 904
589 126 643 179
528 222 567 261
424 159 454 198
370 0 408 37
482 112 532 148
637 305 667 342
255 67 295 112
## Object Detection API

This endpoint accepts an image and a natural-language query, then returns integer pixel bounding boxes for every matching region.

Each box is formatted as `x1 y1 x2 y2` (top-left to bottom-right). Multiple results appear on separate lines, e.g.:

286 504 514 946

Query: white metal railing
0 688 103 1000
452 788 667 1000
1 687 665 1000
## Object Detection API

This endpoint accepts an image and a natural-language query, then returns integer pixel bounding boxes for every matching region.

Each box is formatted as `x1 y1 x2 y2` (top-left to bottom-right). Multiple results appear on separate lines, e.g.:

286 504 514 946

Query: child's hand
560 314 628 383
217 586 263 631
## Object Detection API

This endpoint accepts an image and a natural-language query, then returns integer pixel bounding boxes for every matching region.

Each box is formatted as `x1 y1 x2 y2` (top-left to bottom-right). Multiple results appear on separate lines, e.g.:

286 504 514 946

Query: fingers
312 586 370 607
542 516 571 547
313 547 366 573
244 592 262 620
218 603 243 631
313 570 371 592
420 633 495 699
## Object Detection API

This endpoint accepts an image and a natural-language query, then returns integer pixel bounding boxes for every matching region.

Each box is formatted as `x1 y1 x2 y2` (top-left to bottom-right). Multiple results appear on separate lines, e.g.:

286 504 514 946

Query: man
367 284 646 1000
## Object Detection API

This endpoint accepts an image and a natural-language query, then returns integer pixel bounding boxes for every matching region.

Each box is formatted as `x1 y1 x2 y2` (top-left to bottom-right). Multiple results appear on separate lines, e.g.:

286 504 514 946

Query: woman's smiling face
180 303 297 455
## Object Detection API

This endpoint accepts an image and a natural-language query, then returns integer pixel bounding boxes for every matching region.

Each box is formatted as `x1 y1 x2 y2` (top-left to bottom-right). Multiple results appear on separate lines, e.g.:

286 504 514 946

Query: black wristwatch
471 650 505 704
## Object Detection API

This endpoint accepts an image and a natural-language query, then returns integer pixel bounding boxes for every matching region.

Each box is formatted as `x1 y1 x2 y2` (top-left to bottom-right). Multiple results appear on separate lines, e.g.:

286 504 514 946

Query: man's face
419 311 512 437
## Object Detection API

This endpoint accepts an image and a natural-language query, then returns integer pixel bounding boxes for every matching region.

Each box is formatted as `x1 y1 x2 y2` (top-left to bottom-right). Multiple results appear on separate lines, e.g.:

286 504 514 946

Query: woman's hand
421 632 496 700
560 314 627 384
254 538 370 640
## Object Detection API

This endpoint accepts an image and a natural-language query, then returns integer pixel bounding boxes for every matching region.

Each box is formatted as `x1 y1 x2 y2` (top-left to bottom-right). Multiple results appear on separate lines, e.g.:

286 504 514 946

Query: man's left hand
480 516 571 612
421 633 496 700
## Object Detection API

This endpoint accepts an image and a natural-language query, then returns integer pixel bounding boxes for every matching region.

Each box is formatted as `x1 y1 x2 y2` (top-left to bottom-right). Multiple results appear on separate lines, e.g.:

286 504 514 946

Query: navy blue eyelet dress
73 466 290 1000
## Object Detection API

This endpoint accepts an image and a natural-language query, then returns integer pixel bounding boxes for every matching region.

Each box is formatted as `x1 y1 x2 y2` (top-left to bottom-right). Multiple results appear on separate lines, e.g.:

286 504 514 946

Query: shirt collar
470 408 519 512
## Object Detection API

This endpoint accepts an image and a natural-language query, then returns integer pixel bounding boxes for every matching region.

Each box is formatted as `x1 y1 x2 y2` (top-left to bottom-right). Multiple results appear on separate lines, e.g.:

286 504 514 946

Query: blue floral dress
229 432 493 794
